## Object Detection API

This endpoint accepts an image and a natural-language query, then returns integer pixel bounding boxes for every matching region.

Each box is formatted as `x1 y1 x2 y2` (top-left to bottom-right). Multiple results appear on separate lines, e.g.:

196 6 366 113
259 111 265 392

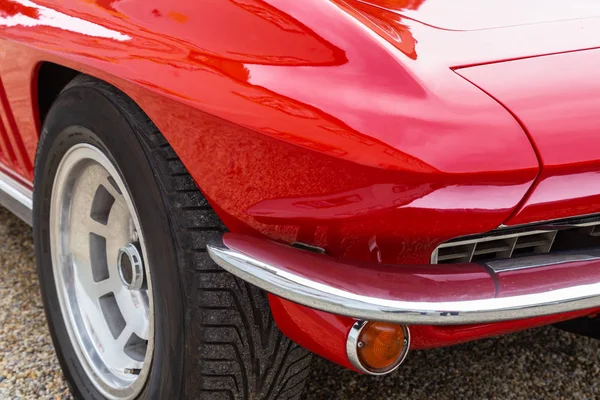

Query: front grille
431 218 600 264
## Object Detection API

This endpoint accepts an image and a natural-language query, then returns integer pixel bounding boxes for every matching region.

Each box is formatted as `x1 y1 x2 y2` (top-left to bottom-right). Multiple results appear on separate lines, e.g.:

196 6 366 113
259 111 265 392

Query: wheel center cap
117 243 144 290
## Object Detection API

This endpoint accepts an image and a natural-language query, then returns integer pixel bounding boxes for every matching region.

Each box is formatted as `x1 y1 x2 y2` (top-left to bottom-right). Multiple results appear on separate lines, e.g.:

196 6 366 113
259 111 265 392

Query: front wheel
33 75 312 399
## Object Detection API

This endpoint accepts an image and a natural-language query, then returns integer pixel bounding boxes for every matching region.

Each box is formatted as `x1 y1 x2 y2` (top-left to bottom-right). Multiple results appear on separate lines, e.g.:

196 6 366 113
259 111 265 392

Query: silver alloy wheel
50 143 154 399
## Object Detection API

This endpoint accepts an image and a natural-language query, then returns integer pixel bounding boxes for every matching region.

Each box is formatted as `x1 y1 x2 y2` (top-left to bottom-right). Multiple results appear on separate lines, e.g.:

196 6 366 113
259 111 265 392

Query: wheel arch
35 62 79 129
32 62 229 229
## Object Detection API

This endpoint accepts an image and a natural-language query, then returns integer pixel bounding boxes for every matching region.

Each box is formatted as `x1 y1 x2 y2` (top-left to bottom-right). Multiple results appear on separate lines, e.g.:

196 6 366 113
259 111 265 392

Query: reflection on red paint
269 295 356 371
347 0 421 60
0 0 38 18
248 183 434 221
0 0 129 40
458 50 600 225
358 0 600 31
87 0 119 12
167 10 187 24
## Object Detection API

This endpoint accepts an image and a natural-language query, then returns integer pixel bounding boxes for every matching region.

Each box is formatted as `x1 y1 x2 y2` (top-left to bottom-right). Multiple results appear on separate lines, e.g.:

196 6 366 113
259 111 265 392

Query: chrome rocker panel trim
207 234 600 325
0 169 32 225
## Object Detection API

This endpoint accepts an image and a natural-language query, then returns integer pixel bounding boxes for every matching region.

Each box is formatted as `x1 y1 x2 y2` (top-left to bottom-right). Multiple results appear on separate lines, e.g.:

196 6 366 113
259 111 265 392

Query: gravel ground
0 207 71 399
1 206 600 399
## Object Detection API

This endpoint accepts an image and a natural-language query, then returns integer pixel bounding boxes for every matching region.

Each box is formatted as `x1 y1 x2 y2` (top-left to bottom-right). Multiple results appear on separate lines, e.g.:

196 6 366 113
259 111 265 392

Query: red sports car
1 0 600 398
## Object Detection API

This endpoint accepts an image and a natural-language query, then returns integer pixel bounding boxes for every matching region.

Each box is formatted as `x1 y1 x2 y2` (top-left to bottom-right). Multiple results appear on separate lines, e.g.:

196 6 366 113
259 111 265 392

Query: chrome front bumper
208 234 600 325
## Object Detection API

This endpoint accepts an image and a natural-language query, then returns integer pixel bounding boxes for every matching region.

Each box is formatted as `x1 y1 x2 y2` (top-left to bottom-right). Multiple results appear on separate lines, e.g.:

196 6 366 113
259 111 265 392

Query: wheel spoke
102 176 127 209
114 289 150 340
81 217 110 237
74 258 120 301
115 325 135 351
98 324 140 369
96 276 122 298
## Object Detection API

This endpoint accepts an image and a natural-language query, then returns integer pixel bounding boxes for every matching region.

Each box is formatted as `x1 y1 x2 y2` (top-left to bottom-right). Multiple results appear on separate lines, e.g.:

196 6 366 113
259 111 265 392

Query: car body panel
344 0 600 67
458 49 600 225
357 0 600 31
0 0 596 372
0 0 540 266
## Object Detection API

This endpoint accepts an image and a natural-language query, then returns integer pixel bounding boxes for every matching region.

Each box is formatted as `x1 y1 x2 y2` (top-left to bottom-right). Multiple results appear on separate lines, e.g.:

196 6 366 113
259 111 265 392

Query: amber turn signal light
347 321 410 375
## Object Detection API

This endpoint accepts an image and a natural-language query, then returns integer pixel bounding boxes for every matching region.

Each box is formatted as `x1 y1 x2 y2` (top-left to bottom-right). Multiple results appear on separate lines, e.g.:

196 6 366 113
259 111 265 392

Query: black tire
33 75 312 400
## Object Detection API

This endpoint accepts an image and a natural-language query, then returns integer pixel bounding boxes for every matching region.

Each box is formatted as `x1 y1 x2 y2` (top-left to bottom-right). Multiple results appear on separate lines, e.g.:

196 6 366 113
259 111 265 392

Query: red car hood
357 0 600 31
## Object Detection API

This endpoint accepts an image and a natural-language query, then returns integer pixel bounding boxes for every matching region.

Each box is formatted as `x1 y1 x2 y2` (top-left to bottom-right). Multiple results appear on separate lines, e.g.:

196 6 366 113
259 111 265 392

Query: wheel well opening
37 62 79 128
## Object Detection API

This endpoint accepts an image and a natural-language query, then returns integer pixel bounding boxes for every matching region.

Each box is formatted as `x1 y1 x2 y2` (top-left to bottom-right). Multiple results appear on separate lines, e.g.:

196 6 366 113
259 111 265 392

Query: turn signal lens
356 321 407 373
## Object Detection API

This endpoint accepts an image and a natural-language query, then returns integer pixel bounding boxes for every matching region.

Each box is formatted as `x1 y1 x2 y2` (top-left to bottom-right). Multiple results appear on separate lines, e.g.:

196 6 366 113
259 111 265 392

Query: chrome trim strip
486 249 600 273
497 212 600 231
207 239 600 325
0 169 32 225
346 321 410 375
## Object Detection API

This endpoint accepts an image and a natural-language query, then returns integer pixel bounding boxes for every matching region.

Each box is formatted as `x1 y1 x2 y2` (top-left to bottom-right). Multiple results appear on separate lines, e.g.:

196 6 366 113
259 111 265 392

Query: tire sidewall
33 85 184 399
